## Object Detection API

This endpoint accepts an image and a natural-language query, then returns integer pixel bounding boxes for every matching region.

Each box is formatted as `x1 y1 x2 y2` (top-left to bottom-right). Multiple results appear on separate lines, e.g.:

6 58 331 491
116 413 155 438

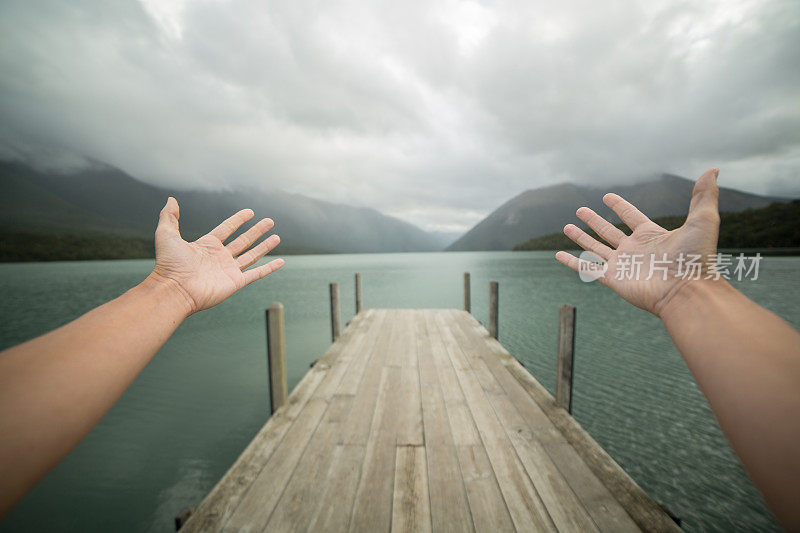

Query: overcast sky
1 0 798 232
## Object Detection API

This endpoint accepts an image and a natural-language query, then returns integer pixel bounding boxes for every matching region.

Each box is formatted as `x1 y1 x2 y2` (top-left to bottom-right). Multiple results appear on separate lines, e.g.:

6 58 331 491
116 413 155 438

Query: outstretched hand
150 197 284 315
555 168 721 316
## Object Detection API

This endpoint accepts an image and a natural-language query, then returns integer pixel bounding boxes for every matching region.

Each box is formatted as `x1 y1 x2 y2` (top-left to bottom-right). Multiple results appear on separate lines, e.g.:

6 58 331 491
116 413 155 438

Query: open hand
555 168 721 316
150 197 284 314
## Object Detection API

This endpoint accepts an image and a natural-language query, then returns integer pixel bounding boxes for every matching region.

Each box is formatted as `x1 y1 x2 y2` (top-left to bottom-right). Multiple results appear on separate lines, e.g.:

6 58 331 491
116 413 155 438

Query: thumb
686 168 720 226
157 196 181 235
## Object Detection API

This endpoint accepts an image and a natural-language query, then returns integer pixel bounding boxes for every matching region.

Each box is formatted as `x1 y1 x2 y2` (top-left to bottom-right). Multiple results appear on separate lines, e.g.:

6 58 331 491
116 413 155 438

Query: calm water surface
1 252 798 532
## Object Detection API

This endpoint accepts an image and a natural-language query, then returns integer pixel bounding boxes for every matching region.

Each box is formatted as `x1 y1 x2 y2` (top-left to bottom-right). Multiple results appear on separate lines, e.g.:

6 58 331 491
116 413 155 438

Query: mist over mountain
0 160 441 255
447 174 790 251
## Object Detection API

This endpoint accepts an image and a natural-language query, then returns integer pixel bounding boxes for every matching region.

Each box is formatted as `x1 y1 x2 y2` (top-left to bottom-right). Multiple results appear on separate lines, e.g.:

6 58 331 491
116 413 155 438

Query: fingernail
275 258 285 267
711 168 719 179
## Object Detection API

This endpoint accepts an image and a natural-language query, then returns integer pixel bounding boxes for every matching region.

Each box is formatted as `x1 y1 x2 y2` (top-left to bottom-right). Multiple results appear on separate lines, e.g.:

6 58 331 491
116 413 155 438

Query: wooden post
489 281 499 339
266 302 287 415
555 304 576 414
330 282 340 341
355 272 362 314
463 272 471 313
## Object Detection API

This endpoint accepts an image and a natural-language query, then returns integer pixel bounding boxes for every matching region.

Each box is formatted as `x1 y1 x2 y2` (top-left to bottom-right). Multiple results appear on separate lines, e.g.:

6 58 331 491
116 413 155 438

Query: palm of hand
557 168 720 316
149 198 283 315
603 220 716 314
154 234 244 313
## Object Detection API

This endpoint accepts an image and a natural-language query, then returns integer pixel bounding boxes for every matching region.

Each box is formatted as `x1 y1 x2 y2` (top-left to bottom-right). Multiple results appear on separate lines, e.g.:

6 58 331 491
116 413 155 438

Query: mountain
0 160 442 258
447 174 789 251
514 200 800 251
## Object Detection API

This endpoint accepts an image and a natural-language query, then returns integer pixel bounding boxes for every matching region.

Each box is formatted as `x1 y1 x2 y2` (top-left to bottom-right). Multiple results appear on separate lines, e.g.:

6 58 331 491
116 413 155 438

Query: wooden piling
355 273 362 314
555 304 576 413
463 272 471 313
489 281 499 339
266 302 287 414
330 282 341 341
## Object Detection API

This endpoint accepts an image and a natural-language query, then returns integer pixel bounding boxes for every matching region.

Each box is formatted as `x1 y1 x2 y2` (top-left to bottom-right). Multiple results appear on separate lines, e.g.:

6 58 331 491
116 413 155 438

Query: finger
226 218 274 257
576 207 626 247
555 251 580 272
208 209 255 243
603 193 651 230
563 224 613 258
555 251 609 286
157 197 180 236
237 234 280 269
686 167 720 227
243 258 285 285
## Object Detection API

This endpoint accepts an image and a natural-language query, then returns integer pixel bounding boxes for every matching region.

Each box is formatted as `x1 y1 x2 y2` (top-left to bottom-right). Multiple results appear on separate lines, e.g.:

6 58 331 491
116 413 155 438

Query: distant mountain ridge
447 174 790 251
514 200 800 251
0 160 442 255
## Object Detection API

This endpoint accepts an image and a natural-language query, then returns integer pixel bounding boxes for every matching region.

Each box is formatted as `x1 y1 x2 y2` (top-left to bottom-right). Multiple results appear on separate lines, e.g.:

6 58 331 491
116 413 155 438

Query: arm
555 168 800 529
660 278 800 529
0 198 283 518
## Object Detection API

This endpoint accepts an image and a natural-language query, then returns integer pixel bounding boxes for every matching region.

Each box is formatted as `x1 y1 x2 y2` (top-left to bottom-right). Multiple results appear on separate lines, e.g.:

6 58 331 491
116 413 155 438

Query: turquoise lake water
1 251 798 532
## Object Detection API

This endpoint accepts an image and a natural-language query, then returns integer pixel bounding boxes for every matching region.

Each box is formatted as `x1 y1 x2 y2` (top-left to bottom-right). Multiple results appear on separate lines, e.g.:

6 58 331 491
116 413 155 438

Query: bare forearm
660 279 800 529
0 274 190 516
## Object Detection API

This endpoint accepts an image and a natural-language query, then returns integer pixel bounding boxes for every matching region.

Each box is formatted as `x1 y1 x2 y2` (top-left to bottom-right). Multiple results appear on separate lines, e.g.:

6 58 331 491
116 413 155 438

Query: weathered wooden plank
223 398 329 532
392 445 432 533
457 311 677 532
506 358 679 531
431 311 557 532
396 309 416 366
314 309 377 399
397 365 424 446
265 394 354 532
455 311 641 529
449 310 599 532
453 311 639 531
339 314 396 445
446 402 480 447
397 312 424 446
181 312 372 533
307 444 366 531
431 350 463 406
385 309 408 368
219 314 376 532
416 311 475 532
337 309 385 396
181 370 327 533
539 438 642 532
428 312 513 531
349 366 402 532
456 444 515 533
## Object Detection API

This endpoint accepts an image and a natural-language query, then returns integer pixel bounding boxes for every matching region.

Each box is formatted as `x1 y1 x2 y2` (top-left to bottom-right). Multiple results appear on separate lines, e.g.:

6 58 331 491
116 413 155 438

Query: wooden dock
182 309 680 532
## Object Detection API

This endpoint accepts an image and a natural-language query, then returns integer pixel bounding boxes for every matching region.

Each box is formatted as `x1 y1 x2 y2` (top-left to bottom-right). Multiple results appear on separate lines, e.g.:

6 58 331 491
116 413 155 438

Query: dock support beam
330 282 341 341
266 302 287 415
489 281 499 339
464 272 471 313
355 273 362 314
555 304 576 414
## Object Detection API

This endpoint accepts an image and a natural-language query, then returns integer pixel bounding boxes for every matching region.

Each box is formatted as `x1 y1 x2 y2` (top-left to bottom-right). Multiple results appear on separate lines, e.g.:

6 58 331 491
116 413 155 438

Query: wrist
136 272 196 318
656 277 734 322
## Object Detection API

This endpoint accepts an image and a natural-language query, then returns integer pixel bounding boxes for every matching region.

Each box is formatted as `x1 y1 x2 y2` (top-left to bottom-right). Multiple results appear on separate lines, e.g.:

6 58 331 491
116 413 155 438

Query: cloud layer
1 0 798 231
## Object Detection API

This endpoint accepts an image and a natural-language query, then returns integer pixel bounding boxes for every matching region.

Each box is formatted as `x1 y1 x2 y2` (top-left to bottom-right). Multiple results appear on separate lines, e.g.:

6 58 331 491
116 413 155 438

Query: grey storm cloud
0 0 798 232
